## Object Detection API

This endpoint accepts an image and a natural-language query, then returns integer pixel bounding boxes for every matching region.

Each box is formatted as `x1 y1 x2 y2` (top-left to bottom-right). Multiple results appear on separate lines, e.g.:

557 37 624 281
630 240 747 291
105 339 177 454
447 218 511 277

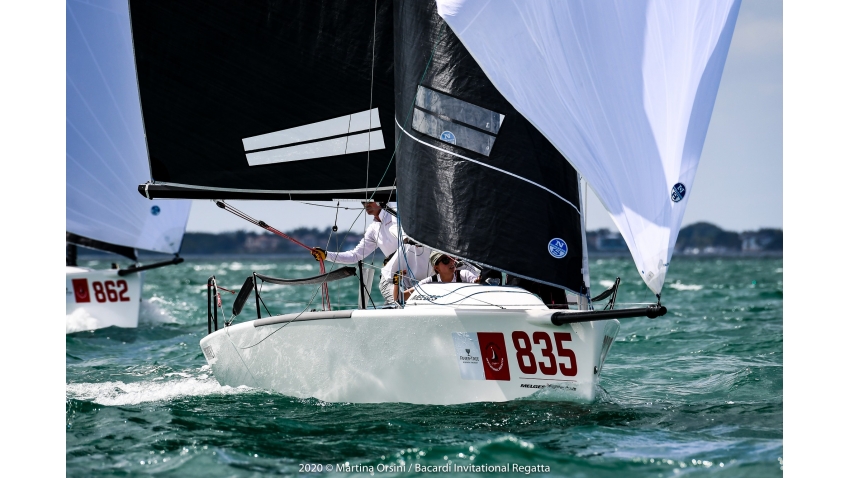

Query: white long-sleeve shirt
325 210 398 264
380 243 432 286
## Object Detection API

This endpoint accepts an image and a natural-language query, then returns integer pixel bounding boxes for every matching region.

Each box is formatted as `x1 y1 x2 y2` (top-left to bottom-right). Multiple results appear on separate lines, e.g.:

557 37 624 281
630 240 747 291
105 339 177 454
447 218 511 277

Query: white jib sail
66 0 190 255
436 0 740 294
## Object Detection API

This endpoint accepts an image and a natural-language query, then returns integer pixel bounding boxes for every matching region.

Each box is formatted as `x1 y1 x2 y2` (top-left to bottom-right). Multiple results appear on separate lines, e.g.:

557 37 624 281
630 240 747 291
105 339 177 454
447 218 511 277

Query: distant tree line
587 222 782 254
175 222 780 256
179 227 364 256
76 222 780 258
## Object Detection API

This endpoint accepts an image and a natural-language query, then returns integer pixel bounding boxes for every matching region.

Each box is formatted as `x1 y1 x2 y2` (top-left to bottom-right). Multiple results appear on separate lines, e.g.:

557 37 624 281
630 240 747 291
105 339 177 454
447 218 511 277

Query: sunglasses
437 256 455 266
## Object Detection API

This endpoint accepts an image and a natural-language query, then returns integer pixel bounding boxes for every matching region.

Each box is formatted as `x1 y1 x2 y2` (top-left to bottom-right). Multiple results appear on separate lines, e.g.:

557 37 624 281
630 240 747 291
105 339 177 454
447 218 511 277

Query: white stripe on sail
246 130 385 166
242 108 381 151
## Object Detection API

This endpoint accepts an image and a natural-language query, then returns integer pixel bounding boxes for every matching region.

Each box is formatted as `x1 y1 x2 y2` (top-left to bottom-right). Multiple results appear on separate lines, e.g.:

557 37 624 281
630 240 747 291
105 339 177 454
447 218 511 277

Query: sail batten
437 0 741 293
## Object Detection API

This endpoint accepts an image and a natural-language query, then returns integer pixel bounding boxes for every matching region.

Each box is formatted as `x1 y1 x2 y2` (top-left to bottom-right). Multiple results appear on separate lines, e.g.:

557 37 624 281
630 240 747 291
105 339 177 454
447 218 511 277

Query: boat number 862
91 280 131 303
511 331 577 376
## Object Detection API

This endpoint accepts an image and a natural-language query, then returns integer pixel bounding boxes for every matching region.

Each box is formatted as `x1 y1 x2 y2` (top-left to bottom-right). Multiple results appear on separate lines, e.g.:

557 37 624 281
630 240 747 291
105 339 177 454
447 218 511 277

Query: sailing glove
311 248 327 261
392 270 406 285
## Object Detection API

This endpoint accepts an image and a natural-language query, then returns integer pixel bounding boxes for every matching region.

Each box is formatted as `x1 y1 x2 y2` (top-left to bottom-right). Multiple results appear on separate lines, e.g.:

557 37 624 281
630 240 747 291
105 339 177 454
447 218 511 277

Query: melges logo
72 278 90 303
477 332 510 380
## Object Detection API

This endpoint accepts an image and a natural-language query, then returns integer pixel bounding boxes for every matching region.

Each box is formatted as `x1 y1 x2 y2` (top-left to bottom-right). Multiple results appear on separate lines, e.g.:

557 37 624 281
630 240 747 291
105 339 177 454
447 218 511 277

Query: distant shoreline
77 250 782 261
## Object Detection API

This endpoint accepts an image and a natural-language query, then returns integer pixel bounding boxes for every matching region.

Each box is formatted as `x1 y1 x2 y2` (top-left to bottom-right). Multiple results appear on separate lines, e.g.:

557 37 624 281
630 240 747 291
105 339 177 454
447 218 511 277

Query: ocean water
66 256 782 477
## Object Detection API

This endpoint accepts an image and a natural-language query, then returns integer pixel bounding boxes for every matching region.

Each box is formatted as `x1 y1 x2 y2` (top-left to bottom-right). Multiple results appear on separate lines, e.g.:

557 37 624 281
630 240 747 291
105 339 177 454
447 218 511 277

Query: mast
579 175 590 311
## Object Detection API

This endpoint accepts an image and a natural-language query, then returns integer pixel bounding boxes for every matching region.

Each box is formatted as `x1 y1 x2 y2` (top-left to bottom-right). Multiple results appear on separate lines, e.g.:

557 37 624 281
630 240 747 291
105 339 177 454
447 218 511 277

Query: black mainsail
393 0 585 293
129 0 396 200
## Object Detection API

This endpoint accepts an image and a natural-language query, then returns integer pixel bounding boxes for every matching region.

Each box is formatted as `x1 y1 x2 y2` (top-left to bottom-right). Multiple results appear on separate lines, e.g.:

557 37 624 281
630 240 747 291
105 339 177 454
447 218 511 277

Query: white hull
200 284 619 404
66 267 143 334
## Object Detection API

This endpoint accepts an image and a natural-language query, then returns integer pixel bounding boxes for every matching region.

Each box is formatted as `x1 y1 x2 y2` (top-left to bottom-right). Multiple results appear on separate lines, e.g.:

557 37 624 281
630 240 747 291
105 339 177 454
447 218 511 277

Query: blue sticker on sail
671 183 686 202
151 205 161 216
548 238 568 259
440 131 457 145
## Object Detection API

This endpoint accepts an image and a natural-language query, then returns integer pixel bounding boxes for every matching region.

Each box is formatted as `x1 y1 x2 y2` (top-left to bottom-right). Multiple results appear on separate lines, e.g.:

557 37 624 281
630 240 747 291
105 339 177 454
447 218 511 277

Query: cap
429 250 450 268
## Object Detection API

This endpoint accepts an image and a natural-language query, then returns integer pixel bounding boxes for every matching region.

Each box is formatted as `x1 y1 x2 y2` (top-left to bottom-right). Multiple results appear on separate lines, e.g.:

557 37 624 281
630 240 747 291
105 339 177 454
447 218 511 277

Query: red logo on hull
477 332 511 381
72 278 90 303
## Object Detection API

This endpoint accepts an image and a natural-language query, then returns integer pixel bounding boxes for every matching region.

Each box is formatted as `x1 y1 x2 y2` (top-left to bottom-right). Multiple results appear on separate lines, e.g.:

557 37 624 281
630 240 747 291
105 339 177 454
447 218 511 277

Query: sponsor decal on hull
451 332 511 381
72 278 90 303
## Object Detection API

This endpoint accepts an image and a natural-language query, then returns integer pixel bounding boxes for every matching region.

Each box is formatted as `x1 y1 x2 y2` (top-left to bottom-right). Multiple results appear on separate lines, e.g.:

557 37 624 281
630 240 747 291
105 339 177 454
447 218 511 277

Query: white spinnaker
66 0 190 255
436 0 740 294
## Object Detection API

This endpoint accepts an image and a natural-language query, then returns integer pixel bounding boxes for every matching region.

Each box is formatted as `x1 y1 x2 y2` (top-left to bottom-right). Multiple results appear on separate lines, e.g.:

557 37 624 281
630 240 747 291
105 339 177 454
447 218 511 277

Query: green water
66 256 782 476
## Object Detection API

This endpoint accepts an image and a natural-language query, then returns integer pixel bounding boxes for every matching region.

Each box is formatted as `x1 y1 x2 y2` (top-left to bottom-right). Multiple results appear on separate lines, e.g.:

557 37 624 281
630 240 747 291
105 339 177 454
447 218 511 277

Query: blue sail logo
440 131 457 145
151 205 161 216
671 183 686 203
548 238 567 258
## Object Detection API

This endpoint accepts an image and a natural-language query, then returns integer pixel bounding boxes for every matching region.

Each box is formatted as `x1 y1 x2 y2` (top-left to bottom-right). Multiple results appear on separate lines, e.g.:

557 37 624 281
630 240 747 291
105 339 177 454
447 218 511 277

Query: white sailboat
66 0 191 334
127 0 739 403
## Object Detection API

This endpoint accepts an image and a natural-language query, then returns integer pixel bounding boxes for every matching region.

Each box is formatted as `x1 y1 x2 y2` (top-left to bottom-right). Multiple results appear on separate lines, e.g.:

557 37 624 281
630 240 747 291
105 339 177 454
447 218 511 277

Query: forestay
66 0 190 256
436 0 741 294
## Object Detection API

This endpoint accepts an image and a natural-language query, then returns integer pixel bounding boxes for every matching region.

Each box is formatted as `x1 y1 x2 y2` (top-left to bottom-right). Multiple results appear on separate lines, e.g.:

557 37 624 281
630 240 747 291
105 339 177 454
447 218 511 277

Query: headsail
128 0 396 201
66 0 190 256
436 0 741 294
394 0 585 293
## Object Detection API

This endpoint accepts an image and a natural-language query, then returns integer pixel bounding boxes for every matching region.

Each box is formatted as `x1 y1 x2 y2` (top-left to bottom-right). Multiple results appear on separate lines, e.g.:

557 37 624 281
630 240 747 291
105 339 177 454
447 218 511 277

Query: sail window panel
242 108 381 152
415 86 504 135
412 109 497 156
246 131 385 166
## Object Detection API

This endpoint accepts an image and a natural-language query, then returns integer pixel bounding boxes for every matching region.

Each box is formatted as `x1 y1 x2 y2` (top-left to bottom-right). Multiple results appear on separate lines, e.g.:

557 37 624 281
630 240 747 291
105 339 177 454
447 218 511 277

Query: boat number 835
511 331 577 376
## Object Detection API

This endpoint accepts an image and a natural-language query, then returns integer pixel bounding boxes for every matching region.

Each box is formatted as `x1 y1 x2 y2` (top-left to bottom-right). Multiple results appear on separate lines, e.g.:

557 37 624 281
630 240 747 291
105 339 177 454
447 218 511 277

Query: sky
183 0 783 235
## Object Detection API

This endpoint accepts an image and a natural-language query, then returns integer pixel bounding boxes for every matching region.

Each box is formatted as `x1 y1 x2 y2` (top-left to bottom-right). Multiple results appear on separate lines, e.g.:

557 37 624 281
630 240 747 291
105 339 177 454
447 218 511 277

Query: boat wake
66 308 100 335
66 367 252 406
669 281 704 291
139 297 178 325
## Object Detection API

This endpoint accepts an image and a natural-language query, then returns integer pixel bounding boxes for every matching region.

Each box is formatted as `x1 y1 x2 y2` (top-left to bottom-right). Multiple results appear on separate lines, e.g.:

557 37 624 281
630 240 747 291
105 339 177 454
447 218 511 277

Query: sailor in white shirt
311 200 399 264
395 250 478 302
379 241 432 303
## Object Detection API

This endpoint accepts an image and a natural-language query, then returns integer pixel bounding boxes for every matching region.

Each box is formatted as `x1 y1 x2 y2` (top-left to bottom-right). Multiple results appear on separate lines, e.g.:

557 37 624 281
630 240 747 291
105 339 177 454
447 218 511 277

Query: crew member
395 250 478 302
311 200 398 264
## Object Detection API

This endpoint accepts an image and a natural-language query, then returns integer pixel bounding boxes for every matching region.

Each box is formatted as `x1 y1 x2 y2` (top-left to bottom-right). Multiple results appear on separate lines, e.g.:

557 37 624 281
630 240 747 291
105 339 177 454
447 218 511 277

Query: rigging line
294 202 363 210
235 284 324 350
365 0 378 199
216 200 331 308
365 22 447 204
395 120 581 215
231 274 328 350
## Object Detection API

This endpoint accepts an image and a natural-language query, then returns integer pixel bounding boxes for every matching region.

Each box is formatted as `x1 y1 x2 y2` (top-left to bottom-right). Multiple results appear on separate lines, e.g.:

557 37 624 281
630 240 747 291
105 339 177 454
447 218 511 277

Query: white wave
668 281 703 291
774 268 782 273
66 373 249 406
66 308 101 334
139 298 177 325
598 280 615 289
